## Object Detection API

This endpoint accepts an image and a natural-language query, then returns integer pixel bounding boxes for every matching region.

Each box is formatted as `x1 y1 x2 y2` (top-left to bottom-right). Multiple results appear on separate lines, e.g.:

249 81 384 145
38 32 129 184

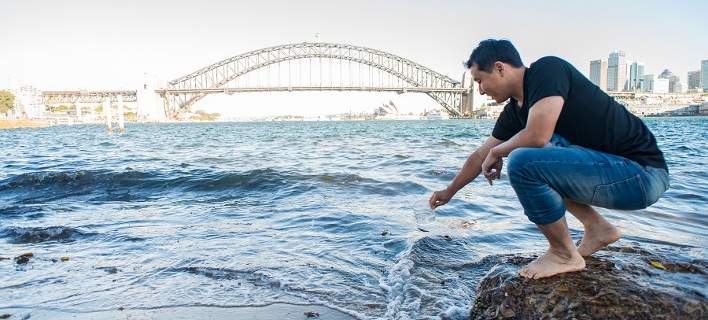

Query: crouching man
429 39 669 279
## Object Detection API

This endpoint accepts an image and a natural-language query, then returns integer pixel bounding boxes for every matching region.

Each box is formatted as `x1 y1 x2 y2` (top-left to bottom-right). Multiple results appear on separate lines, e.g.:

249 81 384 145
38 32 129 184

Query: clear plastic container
415 206 436 232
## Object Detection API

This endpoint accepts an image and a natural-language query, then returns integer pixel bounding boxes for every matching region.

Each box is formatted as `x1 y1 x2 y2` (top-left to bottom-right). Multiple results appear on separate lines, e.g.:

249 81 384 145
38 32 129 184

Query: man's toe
519 267 528 277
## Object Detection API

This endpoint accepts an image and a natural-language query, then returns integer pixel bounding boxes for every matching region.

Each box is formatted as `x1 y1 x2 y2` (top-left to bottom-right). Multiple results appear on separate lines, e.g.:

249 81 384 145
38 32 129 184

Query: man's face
470 62 511 103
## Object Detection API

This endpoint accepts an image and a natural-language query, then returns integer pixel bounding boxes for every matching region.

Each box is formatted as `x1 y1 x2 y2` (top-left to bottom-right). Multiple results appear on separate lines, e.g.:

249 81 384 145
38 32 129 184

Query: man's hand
481 148 503 185
429 188 453 210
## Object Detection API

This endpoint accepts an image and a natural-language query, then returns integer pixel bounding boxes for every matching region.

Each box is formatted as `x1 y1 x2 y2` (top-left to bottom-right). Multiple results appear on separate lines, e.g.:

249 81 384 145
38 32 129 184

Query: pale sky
1 0 706 117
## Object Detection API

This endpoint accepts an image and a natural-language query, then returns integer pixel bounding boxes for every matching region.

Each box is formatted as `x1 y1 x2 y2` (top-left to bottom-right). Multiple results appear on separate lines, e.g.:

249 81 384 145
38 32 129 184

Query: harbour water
1 118 706 319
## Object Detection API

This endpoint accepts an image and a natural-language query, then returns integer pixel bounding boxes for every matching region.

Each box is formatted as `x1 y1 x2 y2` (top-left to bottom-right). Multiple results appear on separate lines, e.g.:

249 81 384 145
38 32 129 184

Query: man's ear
495 62 504 77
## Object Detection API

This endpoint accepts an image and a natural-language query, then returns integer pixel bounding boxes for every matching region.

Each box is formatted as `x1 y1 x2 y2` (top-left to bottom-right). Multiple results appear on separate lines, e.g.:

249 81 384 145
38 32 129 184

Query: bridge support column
460 91 474 117
103 97 113 134
459 70 474 117
117 95 125 134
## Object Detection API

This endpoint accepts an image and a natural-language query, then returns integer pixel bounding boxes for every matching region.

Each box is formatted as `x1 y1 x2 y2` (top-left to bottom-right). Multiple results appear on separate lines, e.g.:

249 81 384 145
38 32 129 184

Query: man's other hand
482 150 503 185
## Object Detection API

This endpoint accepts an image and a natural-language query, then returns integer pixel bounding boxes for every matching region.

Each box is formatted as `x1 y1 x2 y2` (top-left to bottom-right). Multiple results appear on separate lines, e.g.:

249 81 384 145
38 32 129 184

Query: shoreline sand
0 120 50 129
1 303 358 320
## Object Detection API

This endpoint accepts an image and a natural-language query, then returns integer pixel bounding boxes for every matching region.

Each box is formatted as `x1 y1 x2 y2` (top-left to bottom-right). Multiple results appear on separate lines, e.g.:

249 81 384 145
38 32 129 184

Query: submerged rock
470 248 708 319
14 252 34 264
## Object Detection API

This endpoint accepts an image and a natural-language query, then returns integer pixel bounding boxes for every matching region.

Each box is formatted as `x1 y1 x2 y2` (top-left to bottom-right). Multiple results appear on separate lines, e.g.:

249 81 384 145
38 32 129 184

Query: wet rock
470 250 708 319
15 252 34 264
460 220 478 229
0 314 10 319
304 311 320 318
97 266 118 274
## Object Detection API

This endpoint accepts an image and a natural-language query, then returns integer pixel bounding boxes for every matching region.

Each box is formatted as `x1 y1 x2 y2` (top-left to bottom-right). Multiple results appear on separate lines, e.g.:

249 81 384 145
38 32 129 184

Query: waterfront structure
629 62 645 91
12 86 44 119
589 59 608 90
137 74 167 121
607 51 628 92
702 60 708 92
688 71 701 91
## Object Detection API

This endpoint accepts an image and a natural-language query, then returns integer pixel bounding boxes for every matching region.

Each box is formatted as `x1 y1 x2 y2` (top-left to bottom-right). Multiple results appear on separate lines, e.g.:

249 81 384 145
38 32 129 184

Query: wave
0 170 156 191
317 173 427 195
437 139 462 147
0 226 96 244
0 169 427 202
0 205 44 217
183 168 311 194
381 236 483 319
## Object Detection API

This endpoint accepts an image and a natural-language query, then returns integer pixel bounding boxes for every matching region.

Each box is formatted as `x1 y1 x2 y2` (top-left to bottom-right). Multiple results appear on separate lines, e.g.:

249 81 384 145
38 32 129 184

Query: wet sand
0 303 357 320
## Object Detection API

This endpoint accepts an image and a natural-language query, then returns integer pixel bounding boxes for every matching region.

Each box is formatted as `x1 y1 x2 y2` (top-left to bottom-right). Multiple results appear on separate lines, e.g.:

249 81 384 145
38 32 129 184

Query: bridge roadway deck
156 86 467 95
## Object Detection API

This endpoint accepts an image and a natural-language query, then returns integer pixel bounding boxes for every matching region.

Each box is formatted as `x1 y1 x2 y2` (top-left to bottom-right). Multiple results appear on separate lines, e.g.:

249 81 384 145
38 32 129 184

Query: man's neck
512 67 526 107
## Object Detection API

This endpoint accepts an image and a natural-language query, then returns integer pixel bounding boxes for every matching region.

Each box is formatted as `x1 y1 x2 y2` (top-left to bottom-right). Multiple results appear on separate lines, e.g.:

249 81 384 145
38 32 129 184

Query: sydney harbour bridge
41 42 474 119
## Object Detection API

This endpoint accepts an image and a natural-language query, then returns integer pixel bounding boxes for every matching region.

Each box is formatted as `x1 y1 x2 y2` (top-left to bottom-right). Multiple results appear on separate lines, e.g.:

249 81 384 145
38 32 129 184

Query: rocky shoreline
469 246 707 319
0 120 49 129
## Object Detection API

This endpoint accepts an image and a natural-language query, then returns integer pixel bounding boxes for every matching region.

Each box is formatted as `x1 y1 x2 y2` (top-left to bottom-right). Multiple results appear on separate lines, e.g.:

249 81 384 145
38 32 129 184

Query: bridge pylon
137 74 168 122
458 70 474 117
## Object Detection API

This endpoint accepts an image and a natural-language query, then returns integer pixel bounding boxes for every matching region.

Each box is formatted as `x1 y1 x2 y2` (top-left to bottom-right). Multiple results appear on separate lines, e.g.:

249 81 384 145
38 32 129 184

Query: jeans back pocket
590 175 646 210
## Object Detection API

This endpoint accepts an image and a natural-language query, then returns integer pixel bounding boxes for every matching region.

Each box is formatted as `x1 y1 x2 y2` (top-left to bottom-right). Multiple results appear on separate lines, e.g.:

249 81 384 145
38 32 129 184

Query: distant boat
425 110 450 120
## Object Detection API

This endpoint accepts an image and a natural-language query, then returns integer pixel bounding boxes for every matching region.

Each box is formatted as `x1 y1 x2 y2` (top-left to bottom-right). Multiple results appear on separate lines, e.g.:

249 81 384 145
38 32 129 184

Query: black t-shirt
492 56 667 170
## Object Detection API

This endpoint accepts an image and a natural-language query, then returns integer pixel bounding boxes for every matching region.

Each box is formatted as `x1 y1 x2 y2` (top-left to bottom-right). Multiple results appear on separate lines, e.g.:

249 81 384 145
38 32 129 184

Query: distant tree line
0 90 15 115
190 110 221 121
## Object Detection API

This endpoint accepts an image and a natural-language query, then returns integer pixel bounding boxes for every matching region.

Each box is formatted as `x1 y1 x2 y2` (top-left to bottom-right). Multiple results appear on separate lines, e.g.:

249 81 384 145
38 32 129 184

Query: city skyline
588 50 705 94
2 0 707 116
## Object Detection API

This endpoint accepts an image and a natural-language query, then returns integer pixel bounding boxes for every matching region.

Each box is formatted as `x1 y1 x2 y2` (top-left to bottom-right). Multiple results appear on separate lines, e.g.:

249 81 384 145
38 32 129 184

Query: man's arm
448 136 504 193
481 96 564 183
491 96 564 157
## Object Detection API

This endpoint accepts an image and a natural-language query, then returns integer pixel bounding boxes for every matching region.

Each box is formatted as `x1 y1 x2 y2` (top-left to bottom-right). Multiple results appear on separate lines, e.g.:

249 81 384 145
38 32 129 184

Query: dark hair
465 39 523 72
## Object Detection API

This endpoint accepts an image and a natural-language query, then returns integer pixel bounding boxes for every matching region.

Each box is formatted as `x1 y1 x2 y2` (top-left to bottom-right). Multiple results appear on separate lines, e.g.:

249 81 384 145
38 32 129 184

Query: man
428 39 669 279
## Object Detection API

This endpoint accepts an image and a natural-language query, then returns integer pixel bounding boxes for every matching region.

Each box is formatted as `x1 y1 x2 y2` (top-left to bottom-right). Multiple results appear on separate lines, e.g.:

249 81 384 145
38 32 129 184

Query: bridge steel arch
164 42 470 117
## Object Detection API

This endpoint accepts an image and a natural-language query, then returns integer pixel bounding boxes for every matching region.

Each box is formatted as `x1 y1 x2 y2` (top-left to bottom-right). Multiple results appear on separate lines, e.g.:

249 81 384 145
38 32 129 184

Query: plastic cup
415 206 436 232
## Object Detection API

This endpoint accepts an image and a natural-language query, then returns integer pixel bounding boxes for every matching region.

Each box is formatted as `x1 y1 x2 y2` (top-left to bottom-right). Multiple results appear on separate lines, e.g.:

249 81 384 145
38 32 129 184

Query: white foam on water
380 238 422 320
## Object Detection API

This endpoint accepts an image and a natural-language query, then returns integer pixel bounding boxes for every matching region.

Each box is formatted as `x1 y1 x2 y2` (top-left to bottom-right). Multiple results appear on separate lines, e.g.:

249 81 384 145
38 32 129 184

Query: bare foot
578 219 621 257
519 249 585 279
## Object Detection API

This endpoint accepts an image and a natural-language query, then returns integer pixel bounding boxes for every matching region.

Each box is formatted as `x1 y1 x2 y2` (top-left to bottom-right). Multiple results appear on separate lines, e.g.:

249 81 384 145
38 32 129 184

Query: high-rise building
642 74 654 92
590 60 601 86
607 51 628 92
629 62 645 91
658 69 681 93
688 71 701 91
589 59 608 90
702 60 708 92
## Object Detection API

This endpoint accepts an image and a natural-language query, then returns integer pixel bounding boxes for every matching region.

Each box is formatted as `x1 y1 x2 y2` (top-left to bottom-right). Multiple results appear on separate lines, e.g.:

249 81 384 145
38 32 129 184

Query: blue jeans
506 135 670 225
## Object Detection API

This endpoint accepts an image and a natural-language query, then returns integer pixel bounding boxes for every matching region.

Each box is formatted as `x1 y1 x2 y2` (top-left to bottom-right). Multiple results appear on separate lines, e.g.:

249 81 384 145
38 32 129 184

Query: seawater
1 118 706 319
